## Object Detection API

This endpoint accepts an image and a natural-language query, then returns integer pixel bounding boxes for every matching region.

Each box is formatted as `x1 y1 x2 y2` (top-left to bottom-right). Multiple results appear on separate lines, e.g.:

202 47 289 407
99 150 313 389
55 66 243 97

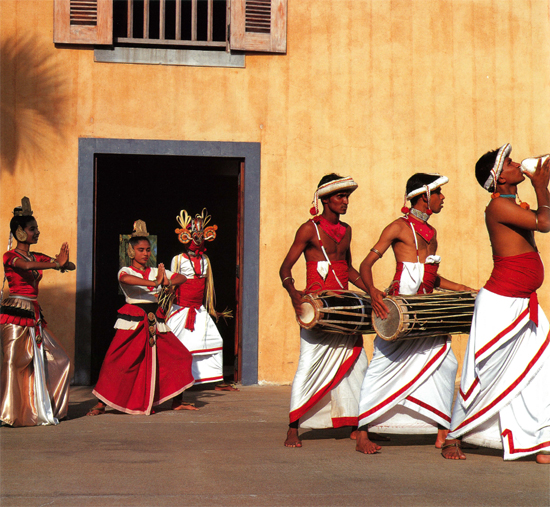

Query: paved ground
1 385 548 507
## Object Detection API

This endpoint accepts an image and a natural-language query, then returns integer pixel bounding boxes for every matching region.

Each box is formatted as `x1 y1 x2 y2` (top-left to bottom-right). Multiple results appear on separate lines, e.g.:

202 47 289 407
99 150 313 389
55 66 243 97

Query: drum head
298 301 316 327
372 299 402 341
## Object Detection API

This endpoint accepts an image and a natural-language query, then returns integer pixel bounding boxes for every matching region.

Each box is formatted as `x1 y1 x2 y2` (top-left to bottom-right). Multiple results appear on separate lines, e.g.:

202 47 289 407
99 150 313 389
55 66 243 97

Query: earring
15 225 28 242
127 243 135 259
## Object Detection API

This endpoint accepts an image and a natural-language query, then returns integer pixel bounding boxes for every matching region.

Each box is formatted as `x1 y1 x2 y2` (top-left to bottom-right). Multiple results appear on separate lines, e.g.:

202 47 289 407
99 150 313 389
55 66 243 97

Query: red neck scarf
313 216 347 244
188 242 207 254
404 214 435 243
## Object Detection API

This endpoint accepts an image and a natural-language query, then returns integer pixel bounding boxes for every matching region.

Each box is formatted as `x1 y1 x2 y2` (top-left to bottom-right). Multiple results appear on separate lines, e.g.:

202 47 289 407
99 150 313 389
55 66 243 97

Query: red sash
175 278 206 331
484 251 544 326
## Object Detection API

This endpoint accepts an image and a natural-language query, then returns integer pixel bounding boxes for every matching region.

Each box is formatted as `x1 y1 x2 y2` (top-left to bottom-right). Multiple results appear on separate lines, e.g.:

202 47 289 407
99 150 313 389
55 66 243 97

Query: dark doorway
92 153 241 384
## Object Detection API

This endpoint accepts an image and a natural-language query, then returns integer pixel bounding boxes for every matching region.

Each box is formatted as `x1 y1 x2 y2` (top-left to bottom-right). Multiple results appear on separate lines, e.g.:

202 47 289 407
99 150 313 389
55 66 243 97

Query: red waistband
484 251 544 297
484 251 543 327
175 278 206 308
305 260 349 293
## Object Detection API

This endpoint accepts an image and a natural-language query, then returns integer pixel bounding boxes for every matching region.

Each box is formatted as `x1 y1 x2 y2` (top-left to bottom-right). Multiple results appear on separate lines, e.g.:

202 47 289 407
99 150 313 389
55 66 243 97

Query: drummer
355 173 472 455
280 173 370 448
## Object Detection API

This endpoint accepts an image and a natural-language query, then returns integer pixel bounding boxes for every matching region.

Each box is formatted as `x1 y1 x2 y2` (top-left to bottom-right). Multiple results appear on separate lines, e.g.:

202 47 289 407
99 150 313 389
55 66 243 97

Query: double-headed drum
373 290 476 342
297 290 373 335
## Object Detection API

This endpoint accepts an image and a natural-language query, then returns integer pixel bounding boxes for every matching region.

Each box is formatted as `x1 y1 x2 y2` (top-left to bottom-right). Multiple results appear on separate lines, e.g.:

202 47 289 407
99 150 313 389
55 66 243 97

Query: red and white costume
93 266 194 415
167 254 224 385
0 250 71 427
358 217 458 434
289 257 368 430
448 252 550 459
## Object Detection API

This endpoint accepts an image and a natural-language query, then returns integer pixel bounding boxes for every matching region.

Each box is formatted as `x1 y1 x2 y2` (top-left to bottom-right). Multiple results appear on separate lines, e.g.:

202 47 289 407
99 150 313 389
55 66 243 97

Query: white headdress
406 175 449 200
310 176 358 215
401 175 448 217
483 143 512 191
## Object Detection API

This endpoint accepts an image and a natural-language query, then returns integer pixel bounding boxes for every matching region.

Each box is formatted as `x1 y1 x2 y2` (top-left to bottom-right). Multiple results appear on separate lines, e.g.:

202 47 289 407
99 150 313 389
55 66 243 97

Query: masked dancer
166 209 236 393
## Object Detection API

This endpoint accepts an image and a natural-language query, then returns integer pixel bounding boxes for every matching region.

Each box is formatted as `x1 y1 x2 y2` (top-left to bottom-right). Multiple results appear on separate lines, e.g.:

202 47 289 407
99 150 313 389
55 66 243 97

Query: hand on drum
370 288 390 320
291 290 305 317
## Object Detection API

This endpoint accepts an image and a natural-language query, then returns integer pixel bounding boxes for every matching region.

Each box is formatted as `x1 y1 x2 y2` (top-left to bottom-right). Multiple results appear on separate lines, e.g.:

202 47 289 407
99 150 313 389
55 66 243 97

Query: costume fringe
204 255 217 318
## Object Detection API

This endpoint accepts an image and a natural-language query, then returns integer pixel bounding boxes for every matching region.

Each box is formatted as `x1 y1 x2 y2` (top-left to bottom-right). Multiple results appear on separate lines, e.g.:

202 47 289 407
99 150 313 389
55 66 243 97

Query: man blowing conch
442 144 550 463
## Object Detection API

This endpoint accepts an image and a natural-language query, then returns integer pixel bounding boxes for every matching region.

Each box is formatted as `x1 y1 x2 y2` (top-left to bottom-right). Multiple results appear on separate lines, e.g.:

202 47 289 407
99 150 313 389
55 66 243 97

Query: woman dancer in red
88 220 196 416
1 197 73 427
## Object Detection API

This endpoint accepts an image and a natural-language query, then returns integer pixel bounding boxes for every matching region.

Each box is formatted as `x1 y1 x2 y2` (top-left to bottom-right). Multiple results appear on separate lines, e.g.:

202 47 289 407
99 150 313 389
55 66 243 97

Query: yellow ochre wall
1 0 549 383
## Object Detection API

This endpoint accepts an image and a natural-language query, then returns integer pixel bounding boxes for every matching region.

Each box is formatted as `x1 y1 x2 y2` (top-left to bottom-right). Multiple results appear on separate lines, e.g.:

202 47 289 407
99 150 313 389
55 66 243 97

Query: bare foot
441 439 466 460
284 428 302 448
355 430 381 454
215 383 239 392
536 453 550 464
435 429 449 449
86 402 106 416
172 401 199 411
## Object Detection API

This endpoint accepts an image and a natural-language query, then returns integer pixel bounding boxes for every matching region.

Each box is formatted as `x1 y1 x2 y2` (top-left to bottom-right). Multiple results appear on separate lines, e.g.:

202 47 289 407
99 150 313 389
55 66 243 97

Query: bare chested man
442 144 550 463
355 173 471 455
280 174 370 448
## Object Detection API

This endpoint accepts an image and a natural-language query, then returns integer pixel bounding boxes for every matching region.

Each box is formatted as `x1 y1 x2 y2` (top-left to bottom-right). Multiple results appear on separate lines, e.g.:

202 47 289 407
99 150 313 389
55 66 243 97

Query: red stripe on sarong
194 375 224 383
359 341 449 420
332 417 359 428
189 347 223 354
475 308 529 360
454 330 550 432
406 395 451 423
460 377 480 401
289 340 363 424
501 429 550 455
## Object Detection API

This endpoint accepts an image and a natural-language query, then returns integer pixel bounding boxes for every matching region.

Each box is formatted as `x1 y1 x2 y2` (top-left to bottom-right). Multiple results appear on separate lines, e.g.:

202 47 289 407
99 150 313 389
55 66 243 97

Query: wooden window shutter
54 0 113 45
230 0 287 53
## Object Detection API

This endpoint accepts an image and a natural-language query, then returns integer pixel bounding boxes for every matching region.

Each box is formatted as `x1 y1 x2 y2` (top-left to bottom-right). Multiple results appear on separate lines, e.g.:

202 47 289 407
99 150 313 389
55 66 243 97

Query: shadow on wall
0 34 68 173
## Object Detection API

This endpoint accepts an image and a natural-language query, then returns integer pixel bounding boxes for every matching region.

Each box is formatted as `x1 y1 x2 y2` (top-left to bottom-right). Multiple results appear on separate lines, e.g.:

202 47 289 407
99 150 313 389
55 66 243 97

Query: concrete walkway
1 385 548 507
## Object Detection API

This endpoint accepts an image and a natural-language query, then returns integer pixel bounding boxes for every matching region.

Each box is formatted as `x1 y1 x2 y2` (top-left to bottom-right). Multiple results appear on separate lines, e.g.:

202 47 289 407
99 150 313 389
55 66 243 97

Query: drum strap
405 220 421 263
310 220 344 289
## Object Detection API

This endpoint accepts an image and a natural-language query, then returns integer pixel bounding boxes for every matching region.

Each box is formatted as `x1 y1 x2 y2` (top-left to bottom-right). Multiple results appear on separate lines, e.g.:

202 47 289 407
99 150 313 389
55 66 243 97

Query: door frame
74 138 261 385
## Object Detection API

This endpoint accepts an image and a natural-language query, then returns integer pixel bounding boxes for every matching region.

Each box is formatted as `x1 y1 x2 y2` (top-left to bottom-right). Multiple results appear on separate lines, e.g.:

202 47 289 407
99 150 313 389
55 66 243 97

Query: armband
370 248 383 259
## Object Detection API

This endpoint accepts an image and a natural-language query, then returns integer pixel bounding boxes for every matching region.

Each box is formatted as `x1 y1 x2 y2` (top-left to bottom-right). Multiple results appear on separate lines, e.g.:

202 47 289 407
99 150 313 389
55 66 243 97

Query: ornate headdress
127 219 149 259
483 143 512 192
14 197 33 217
3 197 34 300
175 208 217 252
13 197 34 243
402 175 448 217
310 176 358 215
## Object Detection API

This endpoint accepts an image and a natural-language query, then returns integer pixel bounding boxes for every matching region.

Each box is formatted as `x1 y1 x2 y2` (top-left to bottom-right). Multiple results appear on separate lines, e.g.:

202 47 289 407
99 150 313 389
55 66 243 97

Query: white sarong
290 328 368 429
358 256 458 433
167 255 224 385
448 288 550 460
